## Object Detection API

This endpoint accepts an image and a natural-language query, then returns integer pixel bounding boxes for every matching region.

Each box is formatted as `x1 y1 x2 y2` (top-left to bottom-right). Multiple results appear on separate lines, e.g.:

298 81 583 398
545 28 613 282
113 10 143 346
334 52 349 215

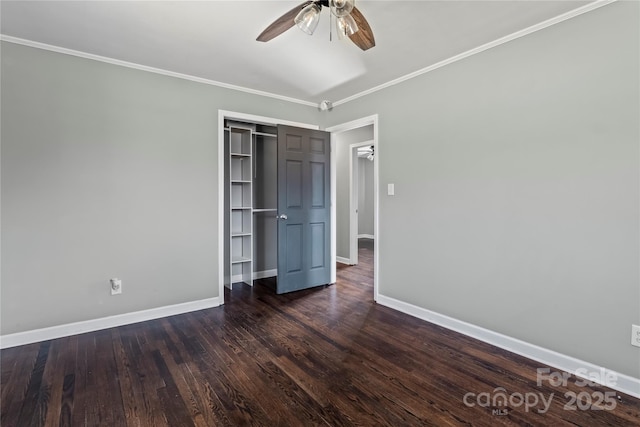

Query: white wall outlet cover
110 278 122 295
632 324 640 348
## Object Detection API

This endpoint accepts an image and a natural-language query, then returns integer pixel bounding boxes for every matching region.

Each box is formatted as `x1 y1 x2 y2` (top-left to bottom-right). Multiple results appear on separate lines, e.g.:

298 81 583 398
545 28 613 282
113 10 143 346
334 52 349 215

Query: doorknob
277 214 288 220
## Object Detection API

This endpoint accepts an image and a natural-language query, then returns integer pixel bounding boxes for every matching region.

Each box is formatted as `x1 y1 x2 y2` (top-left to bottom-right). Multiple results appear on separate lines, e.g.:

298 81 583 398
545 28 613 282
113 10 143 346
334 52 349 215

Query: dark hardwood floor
2 241 639 426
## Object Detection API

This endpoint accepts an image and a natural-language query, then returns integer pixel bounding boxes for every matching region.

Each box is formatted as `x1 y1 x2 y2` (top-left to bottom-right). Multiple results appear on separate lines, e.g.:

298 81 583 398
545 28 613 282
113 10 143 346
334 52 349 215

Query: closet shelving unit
224 121 279 290
227 126 253 286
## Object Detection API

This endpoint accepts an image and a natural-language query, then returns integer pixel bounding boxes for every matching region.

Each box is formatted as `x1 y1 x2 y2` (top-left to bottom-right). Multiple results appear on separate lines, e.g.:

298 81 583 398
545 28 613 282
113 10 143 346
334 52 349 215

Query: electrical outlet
110 278 122 295
632 325 640 348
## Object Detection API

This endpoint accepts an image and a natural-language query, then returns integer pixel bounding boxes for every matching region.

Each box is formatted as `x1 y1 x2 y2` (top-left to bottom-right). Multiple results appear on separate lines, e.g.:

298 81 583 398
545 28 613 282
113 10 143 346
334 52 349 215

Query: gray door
277 125 331 294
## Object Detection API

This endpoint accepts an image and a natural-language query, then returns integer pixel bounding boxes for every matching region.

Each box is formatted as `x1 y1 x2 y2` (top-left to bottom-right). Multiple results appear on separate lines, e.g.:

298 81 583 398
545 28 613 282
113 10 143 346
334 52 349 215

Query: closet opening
220 111 333 299
223 119 279 291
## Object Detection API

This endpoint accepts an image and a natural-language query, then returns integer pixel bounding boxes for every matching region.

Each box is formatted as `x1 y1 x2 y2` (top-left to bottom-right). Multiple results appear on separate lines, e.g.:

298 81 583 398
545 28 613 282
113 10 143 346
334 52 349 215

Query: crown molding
0 34 318 108
332 0 617 107
0 0 617 110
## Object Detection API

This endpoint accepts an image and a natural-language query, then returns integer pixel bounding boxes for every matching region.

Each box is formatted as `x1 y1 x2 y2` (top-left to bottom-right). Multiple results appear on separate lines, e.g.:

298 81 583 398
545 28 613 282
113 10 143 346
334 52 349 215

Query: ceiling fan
256 0 375 51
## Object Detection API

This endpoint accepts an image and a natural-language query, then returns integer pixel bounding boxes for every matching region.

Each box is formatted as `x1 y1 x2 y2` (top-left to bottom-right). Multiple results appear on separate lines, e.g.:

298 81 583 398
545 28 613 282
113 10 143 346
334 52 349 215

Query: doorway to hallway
327 115 379 302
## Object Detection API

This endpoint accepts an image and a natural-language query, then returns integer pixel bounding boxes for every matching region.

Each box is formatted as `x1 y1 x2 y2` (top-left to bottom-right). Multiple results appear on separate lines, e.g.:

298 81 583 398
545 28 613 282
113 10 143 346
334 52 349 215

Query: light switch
388 183 395 196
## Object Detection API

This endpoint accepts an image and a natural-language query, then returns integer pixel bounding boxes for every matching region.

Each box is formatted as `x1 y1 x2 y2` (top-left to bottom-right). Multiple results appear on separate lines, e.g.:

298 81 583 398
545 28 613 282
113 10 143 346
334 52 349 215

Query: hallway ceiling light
357 145 374 161
367 145 374 161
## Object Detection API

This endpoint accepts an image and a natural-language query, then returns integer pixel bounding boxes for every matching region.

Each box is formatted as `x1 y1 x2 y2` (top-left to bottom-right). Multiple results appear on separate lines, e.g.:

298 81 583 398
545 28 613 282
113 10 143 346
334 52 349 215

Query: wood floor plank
58 335 78 427
2 241 639 426
111 328 142 427
170 324 273 425
69 333 90 427
41 339 66 427
118 326 167 427
15 341 51 427
0 343 40 426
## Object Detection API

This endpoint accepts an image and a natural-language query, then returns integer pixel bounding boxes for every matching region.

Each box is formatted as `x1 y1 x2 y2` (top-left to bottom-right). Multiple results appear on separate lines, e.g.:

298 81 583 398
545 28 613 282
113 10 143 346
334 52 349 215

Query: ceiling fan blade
349 7 375 51
256 1 313 42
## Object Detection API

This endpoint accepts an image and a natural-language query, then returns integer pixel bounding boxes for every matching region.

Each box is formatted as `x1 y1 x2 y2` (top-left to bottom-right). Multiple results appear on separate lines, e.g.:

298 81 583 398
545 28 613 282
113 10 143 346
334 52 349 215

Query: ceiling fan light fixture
257 0 374 51
336 14 358 39
295 3 321 35
330 0 355 18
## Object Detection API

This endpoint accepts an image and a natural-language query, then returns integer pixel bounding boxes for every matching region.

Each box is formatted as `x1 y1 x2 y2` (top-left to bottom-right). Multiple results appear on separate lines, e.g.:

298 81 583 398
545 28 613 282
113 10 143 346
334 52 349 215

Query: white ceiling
1 0 595 105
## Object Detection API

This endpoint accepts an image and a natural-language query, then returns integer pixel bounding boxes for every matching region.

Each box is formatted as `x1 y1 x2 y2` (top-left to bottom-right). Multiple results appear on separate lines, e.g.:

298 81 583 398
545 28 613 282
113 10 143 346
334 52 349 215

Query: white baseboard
0 297 221 349
357 234 375 240
253 269 277 280
377 294 640 399
336 256 352 265
232 270 277 284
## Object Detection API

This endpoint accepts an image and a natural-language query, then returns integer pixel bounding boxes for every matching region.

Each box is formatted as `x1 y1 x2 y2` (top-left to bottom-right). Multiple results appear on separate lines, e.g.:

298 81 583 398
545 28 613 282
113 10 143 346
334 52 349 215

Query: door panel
286 160 303 208
310 136 326 154
310 223 325 269
277 125 331 294
286 134 303 152
285 224 303 273
310 162 326 208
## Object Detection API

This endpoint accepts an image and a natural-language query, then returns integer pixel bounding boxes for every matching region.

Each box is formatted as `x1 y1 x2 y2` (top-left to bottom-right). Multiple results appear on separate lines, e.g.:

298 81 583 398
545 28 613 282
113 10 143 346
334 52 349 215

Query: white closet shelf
231 232 252 237
231 256 252 264
230 153 251 157
231 206 252 210
253 208 277 213
231 180 252 183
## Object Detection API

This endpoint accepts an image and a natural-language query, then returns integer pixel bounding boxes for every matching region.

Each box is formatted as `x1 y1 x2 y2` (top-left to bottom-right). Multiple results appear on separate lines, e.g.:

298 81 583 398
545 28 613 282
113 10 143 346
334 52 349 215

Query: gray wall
326 1 640 378
2 1 638 381
0 42 318 334
358 157 374 237
334 126 374 260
